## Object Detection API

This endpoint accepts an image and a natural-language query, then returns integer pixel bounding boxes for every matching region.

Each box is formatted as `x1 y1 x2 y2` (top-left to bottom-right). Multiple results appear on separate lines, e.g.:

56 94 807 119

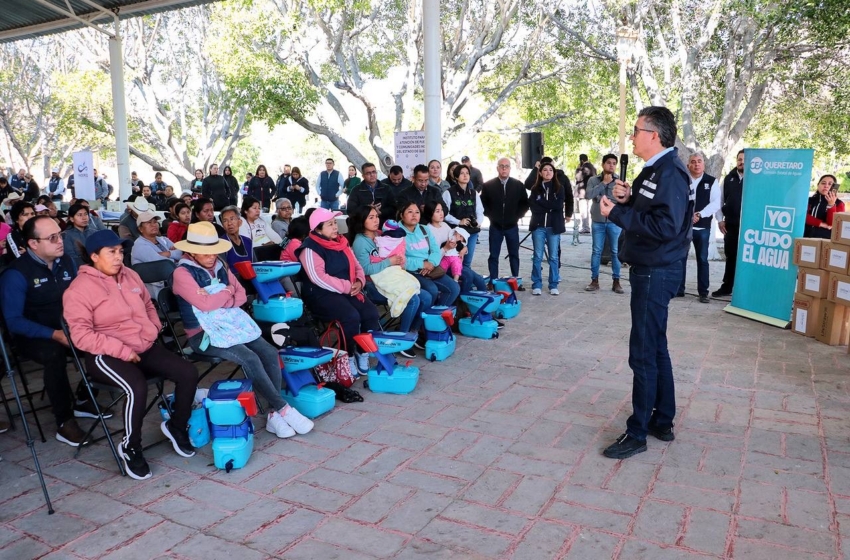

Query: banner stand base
724 305 790 329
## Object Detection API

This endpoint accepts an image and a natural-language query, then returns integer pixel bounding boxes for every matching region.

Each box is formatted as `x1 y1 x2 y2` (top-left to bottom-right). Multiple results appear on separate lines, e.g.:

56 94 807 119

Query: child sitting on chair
439 227 468 281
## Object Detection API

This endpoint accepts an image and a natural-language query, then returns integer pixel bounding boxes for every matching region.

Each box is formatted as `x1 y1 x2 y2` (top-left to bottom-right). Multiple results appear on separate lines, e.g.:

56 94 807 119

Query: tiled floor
1 231 848 559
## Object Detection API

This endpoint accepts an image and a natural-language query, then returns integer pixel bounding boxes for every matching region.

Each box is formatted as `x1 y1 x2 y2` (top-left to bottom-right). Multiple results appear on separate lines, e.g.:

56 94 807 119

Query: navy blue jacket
609 148 692 267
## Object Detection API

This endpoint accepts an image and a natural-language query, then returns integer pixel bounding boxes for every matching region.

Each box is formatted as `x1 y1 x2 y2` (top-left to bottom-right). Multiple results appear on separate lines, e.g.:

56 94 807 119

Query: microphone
619 154 628 182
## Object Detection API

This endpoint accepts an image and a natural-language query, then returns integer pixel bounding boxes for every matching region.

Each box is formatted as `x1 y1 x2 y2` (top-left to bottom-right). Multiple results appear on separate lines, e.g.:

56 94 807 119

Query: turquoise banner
727 148 814 325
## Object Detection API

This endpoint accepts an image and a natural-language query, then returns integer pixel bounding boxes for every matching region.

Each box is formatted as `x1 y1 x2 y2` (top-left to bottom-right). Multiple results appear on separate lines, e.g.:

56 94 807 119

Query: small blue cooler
208 379 253 399
491 277 522 292
212 434 254 471
279 347 335 370
367 364 419 394
205 379 254 425
425 327 456 362
159 396 211 448
281 385 335 419
210 416 254 440
458 291 500 339
458 317 499 339
371 331 416 353
253 295 303 323
422 306 455 331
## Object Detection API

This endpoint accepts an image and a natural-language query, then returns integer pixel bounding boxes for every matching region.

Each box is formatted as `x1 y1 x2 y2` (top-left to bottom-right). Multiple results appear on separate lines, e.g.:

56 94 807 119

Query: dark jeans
364 283 426 333
85 344 197 449
488 225 520 280
16 337 87 425
306 291 381 352
459 266 487 292
625 262 680 441
414 274 460 307
719 222 739 293
679 228 711 296
463 232 479 268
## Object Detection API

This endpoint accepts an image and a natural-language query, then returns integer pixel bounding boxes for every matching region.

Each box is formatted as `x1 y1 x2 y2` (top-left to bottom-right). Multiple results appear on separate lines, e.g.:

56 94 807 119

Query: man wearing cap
118 198 150 241
47 168 66 202
0 215 100 447
131 211 182 297
461 156 484 192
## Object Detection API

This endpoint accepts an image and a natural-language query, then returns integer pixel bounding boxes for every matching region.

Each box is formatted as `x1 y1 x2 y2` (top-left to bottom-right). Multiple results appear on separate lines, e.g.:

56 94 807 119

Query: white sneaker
550 288 560 295
355 352 370 374
532 288 542 296
280 405 314 435
265 411 296 438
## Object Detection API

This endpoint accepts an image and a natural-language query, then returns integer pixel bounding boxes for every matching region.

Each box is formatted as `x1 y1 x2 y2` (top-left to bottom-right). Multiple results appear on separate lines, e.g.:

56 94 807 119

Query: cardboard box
794 238 825 269
829 273 850 306
792 292 823 337
831 212 850 246
820 241 850 274
798 268 830 298
815 301 849 345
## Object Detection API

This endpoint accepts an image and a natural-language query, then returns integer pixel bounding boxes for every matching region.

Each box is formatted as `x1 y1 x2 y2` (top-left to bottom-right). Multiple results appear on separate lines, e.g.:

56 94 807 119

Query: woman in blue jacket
529 162 566 295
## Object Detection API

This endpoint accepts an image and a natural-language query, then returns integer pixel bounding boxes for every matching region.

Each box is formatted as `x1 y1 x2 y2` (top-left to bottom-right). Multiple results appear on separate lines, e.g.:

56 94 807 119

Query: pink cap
309 208 342 230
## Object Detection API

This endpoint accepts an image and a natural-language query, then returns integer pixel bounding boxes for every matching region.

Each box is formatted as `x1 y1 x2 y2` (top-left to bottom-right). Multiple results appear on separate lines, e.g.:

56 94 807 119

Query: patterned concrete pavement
1 230 849 560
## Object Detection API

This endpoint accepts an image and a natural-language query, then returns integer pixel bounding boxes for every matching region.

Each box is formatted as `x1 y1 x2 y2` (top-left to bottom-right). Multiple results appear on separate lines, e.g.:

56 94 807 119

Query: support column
108 22 131 203
422 0 441 163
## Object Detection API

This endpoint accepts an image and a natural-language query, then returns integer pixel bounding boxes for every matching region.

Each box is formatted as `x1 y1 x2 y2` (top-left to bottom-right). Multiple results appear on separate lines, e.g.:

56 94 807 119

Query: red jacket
63 265 161 361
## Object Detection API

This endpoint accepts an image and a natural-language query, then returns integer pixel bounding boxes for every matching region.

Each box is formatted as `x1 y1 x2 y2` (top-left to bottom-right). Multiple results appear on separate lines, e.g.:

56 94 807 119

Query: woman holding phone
804 174 844 239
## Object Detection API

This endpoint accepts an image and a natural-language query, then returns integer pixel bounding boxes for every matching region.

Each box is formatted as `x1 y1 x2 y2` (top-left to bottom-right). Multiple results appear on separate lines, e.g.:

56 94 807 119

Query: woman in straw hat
172 221 314 439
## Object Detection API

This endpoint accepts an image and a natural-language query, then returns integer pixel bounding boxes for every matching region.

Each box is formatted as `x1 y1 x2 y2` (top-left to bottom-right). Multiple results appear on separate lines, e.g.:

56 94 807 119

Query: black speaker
521 132 544 169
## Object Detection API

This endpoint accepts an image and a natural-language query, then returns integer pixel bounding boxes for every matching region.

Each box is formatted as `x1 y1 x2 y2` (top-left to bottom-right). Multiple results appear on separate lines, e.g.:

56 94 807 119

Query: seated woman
239 196 282 246
63 202 98 268
132 211 183 297
62 229 199 480
271 198 294 240
167 202 192 243
281 216 309 262
4 201 35 263
72 198 106 232
396 201 460 307
349 205 426 358
296 208 380 374
190 197 226 237
805 174 844 238
219 206 253 272
36 196 67 230
422 200 488 293
172 222 313 439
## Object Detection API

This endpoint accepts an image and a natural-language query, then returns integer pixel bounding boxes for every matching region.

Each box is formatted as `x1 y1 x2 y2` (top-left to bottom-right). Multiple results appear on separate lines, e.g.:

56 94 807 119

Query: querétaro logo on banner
749 156 804 177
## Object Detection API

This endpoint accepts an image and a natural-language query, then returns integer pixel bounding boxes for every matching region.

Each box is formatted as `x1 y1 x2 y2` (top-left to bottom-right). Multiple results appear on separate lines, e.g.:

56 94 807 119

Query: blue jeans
364 283 425 332
487 225 520 280
680 228 710 296
188 333 286 411
459 266 487 292
320 199 340 210
463 232 479 268
414 274 460 306
591 221 622 280
531 227 560 290
625 262 680 441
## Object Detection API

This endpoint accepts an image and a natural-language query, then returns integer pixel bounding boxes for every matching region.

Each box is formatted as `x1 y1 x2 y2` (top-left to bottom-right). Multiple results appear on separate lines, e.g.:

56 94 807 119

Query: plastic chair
132 259 176 285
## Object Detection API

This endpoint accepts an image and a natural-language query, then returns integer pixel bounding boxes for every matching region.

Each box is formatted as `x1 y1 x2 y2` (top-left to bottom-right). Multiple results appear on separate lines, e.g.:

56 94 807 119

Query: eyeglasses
632 126 656 136
497 164 510 169
34 233 62 244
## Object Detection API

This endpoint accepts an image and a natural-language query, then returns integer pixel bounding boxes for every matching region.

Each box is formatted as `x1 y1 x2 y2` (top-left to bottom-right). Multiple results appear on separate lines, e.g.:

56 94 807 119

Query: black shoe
161 420 195 458
413 335 426 350
675 292 685 298
603 433 647 459
516 285 526 292
699 295 710 304
55 418 89 447
121 444 152 480
399 348 415 359
74 400 113 419
648 425 675 442
711 289 732 297
486 282 495 292
495 319 505 330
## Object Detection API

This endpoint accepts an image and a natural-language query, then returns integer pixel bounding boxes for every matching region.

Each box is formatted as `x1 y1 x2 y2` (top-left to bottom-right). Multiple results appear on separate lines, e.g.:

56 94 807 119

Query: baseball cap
85 229 132 255
309 207 342 230
136 210 160 226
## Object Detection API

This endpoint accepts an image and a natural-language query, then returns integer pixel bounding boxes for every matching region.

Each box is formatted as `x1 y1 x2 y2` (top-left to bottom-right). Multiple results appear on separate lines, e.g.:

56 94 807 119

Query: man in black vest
480 158 529 283
395 165 443 222
443 164 484 267
317 158 343 210
712 149 744 297
0 216 102 447
47 168 66 202
346 162 387 217
680 152 720 303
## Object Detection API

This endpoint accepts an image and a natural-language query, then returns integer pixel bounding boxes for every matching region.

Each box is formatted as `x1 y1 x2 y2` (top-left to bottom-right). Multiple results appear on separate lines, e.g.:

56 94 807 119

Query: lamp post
616 26 639 157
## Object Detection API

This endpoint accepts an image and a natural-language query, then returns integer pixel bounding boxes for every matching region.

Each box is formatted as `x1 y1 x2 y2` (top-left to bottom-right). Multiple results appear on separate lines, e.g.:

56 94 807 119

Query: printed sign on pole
725 148 815 327
394 131 427 179
72 151 95 201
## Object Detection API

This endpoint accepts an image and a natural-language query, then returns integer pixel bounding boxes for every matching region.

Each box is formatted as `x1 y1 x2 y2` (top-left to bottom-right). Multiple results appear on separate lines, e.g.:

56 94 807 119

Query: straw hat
173 222 232 254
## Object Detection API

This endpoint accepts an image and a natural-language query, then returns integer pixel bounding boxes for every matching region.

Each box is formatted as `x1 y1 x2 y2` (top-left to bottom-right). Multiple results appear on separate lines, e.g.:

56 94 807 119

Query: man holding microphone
598 106 693 460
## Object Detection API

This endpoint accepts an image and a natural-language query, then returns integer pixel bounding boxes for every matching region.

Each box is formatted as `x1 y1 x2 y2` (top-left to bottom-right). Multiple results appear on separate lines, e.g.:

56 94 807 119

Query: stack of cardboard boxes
792 213 850 345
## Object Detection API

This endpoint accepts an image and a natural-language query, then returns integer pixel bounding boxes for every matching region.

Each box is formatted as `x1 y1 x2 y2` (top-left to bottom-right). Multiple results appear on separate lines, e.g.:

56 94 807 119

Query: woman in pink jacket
63 230 199 481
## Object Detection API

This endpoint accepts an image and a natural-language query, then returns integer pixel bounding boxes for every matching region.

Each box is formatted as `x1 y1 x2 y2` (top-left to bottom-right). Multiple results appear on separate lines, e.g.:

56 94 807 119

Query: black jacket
248 176 275 209
524 167 574 218
721 169 744 226
202 174 232 210
480 176 529 229
380 178 414 222
529 182 567 234
346 182 386 217
393 185 444 222
608 148 692 267
281 176 309 209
